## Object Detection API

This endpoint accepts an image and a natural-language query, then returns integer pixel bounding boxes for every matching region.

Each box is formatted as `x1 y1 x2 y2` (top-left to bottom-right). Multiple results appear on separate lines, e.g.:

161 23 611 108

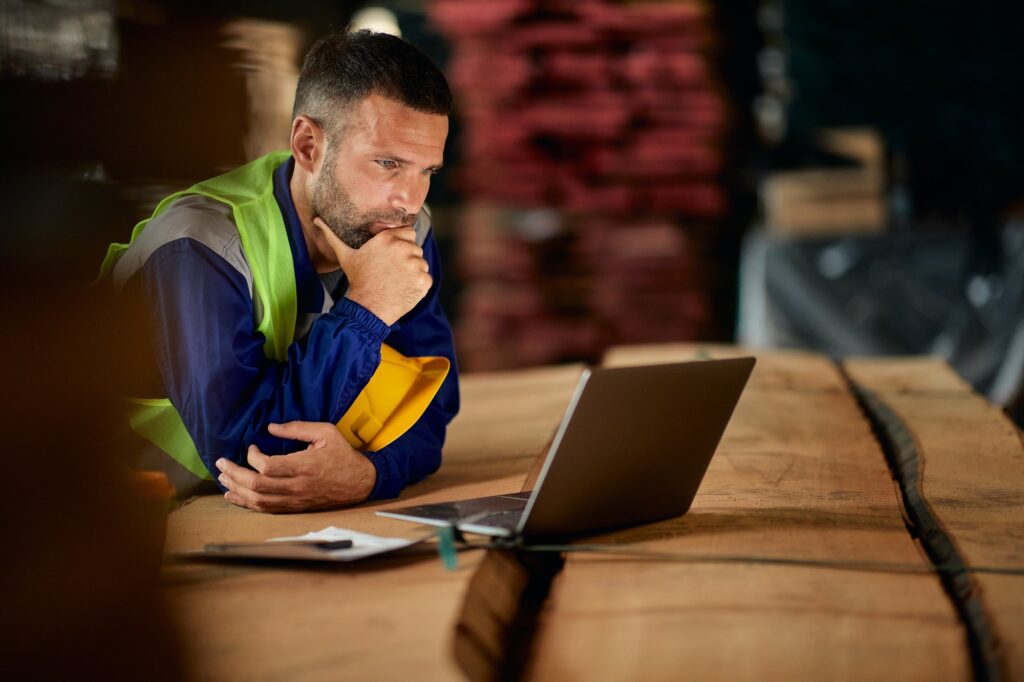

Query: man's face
312 94 449 249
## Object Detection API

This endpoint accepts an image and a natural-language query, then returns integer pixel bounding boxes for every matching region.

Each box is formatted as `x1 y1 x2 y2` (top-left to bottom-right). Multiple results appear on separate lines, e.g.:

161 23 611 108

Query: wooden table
165 346 1023 680
164 364 584 682
521 345 968 680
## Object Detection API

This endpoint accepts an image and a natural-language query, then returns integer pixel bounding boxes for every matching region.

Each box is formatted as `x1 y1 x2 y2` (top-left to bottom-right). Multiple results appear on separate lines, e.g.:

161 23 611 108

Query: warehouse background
1 0 1021 421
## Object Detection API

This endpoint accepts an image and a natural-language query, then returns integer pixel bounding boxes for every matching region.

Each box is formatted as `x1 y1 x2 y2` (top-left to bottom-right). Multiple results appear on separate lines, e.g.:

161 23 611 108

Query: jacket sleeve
140 237 391 478
364 232 460 499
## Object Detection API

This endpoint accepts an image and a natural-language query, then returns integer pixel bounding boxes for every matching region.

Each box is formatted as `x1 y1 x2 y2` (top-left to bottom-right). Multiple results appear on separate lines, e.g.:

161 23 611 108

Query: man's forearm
143 244 392 474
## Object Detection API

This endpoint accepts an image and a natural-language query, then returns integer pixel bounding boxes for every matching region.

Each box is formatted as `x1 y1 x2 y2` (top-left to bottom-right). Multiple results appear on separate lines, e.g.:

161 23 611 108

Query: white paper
266 526 427 561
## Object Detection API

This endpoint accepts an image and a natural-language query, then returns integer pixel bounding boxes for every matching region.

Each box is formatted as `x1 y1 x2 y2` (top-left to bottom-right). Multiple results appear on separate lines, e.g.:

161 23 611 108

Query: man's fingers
392 239 427 271
224 488 300 514
246 445 270 474
387 226 417 243
217 459 294 495
246 445 302 477
268 420 337 445
257 449 307 477
399 242 423 258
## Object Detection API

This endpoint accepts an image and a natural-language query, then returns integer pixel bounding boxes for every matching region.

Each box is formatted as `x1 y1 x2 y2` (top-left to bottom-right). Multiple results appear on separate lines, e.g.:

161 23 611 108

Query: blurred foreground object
0 260 183 679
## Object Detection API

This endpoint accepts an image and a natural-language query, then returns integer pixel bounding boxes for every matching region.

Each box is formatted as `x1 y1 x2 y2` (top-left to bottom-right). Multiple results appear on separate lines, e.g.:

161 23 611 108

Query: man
103 30 459 512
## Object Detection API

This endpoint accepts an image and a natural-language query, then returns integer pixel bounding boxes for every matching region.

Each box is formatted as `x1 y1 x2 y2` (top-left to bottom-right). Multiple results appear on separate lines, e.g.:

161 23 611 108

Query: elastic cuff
331 296 390 343
367 449 402 501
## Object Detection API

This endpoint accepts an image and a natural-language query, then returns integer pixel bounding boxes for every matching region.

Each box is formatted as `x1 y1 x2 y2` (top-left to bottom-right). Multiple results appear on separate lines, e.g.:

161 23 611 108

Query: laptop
376 357 755 541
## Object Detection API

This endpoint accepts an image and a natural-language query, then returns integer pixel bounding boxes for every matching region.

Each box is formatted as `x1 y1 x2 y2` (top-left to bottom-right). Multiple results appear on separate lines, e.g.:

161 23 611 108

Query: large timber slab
163 364 584 682
845 356 1024 679
520 345 968 680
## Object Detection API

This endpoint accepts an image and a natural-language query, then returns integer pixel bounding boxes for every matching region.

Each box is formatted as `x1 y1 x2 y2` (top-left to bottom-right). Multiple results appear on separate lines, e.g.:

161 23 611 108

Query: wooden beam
846 356 1024 679
515 345 968 679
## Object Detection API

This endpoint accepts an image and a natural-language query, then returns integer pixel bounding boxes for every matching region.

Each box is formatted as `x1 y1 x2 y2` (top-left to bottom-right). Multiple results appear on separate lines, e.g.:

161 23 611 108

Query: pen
205 539 354 552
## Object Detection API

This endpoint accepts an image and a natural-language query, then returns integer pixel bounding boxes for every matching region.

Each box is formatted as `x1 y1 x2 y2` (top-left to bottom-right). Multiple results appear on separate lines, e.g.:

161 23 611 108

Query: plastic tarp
738 224 1024 415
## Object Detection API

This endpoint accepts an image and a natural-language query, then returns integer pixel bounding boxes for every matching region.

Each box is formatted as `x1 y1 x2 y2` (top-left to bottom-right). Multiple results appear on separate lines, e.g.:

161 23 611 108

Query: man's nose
390 174 430 216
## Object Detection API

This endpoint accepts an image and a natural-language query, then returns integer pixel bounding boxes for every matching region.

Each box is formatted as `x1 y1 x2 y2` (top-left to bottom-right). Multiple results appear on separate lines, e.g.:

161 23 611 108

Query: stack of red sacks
453 204 715 371
429 0 725 369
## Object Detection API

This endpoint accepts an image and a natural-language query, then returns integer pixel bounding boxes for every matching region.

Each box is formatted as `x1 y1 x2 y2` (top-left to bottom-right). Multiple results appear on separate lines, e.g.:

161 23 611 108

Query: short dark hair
292 29 451 137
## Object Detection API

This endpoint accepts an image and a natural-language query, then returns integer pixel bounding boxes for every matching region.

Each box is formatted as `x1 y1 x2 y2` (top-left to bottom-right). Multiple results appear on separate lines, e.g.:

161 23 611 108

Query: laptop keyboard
464 509 524 530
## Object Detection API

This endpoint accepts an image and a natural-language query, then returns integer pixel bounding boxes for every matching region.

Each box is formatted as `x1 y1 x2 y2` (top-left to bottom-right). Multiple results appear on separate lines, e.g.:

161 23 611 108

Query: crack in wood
847 378 1004 682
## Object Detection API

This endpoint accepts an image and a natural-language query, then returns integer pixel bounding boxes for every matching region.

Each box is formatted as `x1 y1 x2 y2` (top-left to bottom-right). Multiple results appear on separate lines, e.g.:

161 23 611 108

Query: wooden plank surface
520 345 969 680
845 356 1024 678
163 364 583 682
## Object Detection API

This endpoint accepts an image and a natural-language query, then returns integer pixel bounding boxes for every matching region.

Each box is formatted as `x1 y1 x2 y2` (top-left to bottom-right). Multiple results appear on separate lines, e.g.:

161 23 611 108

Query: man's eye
376 160 398 170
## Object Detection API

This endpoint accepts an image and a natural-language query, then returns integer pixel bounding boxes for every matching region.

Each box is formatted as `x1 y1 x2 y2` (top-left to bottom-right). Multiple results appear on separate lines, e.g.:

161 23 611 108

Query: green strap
127 398 212 481
184 150 296 359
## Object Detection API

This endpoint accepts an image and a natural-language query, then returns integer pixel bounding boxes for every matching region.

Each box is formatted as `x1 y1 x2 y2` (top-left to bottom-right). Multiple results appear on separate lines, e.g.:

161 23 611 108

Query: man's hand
314 217 431 326
216 421 377 513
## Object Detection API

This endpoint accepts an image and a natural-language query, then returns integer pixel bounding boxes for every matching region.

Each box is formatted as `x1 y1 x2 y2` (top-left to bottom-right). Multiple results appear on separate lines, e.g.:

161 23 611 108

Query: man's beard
311 154 413 249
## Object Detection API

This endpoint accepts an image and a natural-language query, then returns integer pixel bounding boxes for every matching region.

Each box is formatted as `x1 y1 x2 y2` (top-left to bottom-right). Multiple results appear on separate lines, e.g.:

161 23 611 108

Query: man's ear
290 115 324 174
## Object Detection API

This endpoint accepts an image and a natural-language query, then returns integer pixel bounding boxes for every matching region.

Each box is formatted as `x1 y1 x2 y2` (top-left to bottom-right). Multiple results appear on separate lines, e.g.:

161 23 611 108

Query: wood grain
845 356 1024 678
519 345 969 680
